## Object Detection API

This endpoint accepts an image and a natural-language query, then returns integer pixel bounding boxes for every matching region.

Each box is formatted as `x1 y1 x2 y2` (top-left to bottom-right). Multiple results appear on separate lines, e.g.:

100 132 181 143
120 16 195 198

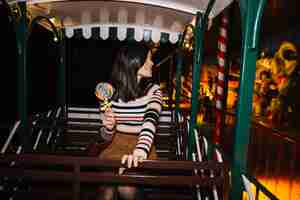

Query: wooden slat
0 154 227 171
0 167 225 187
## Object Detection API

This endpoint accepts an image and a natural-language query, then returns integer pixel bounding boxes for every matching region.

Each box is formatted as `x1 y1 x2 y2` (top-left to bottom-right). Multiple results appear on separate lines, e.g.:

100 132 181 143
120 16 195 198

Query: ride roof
8 0 233 43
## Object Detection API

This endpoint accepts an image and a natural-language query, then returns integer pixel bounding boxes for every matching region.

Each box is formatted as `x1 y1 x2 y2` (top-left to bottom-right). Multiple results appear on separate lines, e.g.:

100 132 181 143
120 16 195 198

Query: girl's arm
135 84 162 156
119 84 162 172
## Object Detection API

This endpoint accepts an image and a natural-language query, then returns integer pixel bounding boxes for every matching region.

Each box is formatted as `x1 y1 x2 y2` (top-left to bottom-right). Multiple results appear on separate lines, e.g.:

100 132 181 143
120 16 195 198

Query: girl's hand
102 108 116 130
119 149 147 175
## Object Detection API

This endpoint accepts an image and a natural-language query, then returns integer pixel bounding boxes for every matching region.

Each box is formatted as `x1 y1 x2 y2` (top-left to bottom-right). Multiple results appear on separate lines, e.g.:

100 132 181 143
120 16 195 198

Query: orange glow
243 176 300 200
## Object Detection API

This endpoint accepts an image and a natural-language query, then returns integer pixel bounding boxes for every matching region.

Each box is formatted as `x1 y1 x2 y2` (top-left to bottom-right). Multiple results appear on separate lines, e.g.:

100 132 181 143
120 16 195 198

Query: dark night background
1 0 300 126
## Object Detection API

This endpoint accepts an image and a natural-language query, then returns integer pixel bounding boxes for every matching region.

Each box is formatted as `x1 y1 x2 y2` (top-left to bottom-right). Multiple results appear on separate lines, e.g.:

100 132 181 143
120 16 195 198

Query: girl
98 43 162 200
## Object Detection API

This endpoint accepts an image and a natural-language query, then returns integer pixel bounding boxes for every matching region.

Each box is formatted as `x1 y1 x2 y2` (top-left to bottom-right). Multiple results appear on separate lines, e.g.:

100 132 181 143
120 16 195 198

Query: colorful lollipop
95 82 114 111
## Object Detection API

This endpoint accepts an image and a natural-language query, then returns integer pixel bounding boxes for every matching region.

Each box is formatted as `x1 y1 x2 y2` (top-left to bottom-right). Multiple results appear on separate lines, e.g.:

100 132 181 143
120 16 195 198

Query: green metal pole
175 50 183 121
239 0 247 37
188 0 215 160
16 1 30 150
57 32 67 119
188 11 202 160
230 0 266 199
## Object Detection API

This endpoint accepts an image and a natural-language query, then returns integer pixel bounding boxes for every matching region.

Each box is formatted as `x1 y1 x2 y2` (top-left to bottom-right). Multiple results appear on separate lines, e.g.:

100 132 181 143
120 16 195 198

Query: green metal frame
58 34 67 119
14 1 66 150
15 1 29 150
174 50 183 121
188 0 215 160
230 0 266 199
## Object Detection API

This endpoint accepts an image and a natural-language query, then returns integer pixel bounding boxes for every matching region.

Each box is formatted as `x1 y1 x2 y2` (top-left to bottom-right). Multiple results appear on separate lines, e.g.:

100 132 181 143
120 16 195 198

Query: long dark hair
111 43 151 102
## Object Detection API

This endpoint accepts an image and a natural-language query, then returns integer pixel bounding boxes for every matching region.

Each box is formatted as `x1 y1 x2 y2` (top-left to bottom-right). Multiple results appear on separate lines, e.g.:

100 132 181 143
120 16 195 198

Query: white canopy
9 0 233 43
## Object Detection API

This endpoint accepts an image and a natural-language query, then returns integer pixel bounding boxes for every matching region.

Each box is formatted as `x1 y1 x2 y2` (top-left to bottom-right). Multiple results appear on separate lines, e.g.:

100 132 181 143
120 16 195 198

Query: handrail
242 174 279 200
253 120 300 144
0 120 21 154
33 110 52 150
223 110 300 144
194 129 220 200
0 168 225 187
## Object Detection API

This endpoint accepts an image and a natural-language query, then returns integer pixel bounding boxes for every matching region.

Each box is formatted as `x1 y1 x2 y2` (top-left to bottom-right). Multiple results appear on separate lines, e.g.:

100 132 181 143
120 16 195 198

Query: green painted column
188 11 202 159
57 31 67 119
230 0 266 199
16 1 30 150
239 0 247 37
175 50 183 121
188 0 215 160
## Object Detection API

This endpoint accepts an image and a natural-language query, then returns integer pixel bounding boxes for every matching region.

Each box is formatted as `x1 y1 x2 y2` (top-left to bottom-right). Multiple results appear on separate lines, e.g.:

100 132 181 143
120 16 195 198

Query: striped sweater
100 84 162 155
